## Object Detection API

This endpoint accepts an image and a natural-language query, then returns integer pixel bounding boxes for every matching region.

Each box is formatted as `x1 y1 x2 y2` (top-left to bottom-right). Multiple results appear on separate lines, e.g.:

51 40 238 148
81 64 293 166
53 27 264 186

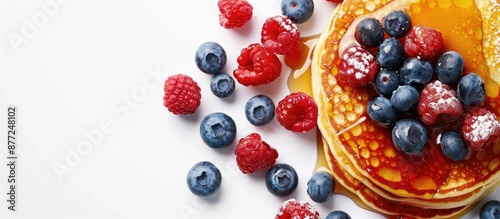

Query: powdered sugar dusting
464 110 500 146
273 15 299 34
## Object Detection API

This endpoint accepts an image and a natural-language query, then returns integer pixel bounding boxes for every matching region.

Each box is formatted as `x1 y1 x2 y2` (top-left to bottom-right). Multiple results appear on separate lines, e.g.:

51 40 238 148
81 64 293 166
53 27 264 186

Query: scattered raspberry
261 15 300 55
404 25 444 60
163 74 201 115
461 108 500 149
233 43 282 86
418 80 463 125
338 46 379 88
326 0 343 3
235 133 279 174
218 0 253 29
275 198 320 219
276 92 318 132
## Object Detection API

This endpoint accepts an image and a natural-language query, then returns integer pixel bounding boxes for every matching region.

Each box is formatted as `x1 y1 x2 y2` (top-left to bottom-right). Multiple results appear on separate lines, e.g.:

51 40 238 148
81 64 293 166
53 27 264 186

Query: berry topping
210 72 235 98
195 41 227 74
404 25 443 60
245 94 276 126
339 46 379 88
479 200 500 219
275 198 320 219
439 131 468 162
261 15 301 55
235 133 279 174
307 171 334 203
217 0 253 29
376 38 405 70
276 92 318 132
399 58 433 89
199 112 237 148
435 51 464 84
390 85 420 112
383 10 412 38
326 210 352 219
461 108 500 150
457 73 486 107
418 80 463 125
281 0 314 24
186 161 222 197
233 43 282 86
163 74 202 115
374 69 400 97
392 118 428 155
266 163 299 197
367 96 400 127
284 41 309 69
355 17 384 48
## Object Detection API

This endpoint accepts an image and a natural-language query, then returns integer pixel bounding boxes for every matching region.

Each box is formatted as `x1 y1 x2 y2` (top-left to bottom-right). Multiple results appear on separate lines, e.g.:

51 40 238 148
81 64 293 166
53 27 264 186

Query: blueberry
281 0 314 24
382 10 411 38
457 73 485 107
200 112 237 148
307 171 334 203
367 96 400 127
355 17 384 48
325 210 352 219
210 72 235 98
392 118 428 155
435 51 464 84
245 94 275 126
439 131 468 162
374 69 400 97
265 163 298 197
376 38 405 69
399 58 433 89
186 161 222 197
195 41 227 74
480 200 500 219
390 85 419 112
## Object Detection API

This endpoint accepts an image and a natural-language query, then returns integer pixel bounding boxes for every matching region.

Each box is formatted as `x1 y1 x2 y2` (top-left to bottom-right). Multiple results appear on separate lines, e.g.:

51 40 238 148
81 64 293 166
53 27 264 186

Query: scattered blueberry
480 200 500 219
390 85 419 112
210 72 235 98
325 210 352 219
195 41 227 74
376 38 405 69
374 69 400 97
382 10 411 38
439 131 468 162
367 96 400 127
435 51 464 84
266 163 298 197
186 161 222 197
355 17 384 48
457 73 485 107
392 118 428 155
307 171 334 203
245 94 275 126
200 112 237 148
281 0 314 24
399 58 433 89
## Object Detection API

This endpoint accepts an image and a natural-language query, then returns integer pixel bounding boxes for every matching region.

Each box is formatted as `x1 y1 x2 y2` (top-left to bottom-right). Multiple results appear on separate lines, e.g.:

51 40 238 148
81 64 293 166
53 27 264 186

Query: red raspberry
404 25 444 60
276 92 318 132
461 108 500 149
163 74 201 115
233 43 282 86
275 198 320 219
326 0 343 3
218 0 253 29
235 133 279 174
261 15 300 55
338 46 379 88
418 80 463 125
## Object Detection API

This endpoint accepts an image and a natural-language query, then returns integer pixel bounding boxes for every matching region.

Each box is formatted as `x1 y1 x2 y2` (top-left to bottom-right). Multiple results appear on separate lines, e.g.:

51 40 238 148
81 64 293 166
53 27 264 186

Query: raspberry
326 0 343 3
338 46 379 88
418 80 463 125
163 74 201 115
233 43 282 86
276 92 318 132
235 133 279 174
261 15 300 55
404 25 444 60
218 0 253 29
275 198 320 219
461 108 500 149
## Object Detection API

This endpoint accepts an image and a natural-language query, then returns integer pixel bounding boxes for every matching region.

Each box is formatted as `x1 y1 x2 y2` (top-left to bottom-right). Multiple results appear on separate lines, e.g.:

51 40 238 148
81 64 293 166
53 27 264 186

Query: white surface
0 0 498 218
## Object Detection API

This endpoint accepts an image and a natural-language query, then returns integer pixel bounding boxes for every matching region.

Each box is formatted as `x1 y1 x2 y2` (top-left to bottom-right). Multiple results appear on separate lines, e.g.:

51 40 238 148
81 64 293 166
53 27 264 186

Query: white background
0 0 498 218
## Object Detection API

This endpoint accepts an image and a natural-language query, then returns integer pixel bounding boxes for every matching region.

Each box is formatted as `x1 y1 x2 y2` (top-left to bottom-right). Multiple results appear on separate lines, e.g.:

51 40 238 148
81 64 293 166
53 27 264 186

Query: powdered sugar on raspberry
462 108 500 149
273 15 299 34
418 80 463 125
338 46 379 88
275 198 319 219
